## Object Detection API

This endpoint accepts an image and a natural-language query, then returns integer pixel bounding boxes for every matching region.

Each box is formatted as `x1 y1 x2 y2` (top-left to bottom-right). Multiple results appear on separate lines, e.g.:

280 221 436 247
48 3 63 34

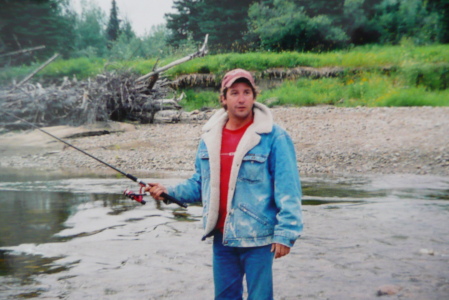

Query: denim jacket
167 103 303 248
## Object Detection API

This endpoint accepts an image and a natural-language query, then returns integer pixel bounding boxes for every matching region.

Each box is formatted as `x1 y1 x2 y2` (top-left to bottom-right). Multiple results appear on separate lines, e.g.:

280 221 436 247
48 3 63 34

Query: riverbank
0 106 448 176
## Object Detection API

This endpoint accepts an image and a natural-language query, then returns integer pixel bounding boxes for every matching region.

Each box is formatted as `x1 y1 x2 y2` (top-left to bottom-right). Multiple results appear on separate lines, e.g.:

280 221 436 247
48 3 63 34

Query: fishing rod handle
161 192 188 208
143 191 187 208
127 174 187 208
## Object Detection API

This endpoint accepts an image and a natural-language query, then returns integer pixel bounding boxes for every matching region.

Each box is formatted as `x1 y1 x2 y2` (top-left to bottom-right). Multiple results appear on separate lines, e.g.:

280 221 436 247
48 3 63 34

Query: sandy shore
1 106 448 176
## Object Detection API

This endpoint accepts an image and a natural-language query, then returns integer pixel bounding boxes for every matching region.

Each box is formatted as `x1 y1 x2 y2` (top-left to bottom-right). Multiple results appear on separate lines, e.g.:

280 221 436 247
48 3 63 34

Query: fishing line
3 111 187 208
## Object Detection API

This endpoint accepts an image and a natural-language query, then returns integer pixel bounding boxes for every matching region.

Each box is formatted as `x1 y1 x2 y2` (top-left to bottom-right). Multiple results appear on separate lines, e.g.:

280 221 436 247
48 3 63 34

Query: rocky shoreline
0 106 448 177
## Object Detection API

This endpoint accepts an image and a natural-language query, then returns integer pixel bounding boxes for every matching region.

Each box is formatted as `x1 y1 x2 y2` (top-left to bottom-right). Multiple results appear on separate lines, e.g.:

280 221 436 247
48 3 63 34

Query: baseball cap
221 69 256 90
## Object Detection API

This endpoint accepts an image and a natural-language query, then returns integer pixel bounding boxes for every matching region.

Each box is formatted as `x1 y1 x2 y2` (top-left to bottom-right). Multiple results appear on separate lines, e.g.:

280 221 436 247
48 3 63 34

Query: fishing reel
123 185 185 207
123 186 147 205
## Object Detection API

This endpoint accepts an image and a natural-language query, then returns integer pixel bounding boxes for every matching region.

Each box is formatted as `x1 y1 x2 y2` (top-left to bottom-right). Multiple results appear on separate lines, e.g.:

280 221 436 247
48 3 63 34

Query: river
0 169 448 299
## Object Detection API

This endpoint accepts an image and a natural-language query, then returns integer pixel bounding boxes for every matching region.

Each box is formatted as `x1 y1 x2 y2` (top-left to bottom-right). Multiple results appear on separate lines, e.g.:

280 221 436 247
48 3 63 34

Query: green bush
400 63 449 90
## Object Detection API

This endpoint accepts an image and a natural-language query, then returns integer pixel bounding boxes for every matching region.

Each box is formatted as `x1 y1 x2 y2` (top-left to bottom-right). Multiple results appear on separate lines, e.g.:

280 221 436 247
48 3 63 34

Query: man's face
222 82 255 122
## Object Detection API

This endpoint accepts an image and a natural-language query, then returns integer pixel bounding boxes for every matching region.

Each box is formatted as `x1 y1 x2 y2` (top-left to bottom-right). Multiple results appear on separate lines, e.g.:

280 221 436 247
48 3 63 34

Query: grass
166 44 449 76
1 44 448 109
181 71 449 110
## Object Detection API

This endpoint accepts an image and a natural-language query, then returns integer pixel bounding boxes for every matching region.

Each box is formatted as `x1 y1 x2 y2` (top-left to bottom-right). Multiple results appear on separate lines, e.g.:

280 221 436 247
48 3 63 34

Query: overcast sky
70 0 175 36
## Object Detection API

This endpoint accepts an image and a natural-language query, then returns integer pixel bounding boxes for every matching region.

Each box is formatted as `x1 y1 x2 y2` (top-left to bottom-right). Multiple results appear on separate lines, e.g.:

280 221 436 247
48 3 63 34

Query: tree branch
0 45 46 58
14 53 60 89
135 34 209 83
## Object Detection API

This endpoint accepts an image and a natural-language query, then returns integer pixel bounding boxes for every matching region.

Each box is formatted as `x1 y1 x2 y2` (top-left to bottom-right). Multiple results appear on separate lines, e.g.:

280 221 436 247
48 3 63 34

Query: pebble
376 285 403 296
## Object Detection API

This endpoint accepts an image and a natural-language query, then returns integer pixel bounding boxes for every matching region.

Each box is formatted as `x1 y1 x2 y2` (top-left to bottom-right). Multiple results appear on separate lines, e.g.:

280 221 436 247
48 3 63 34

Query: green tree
73 1 108 58
140 24 172 59
108 18 140 60
295 0 345 18
342 0 382 45
106 0 121 47
165 0 200 47
374 0 443 45
426 0 449 43
165 0 254 51
120 18 136 41
0 0 76 62
248 0 348 51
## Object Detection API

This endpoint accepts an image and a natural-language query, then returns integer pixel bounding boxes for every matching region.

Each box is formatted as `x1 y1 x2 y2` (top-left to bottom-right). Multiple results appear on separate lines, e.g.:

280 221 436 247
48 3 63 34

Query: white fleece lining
201 103 274 236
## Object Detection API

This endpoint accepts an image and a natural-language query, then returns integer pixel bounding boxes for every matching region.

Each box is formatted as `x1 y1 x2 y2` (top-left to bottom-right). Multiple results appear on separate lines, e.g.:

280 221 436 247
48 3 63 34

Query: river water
0 169 448 299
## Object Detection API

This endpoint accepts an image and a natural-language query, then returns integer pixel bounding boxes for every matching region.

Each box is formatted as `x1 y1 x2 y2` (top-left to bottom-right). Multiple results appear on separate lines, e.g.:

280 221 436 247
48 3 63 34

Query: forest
1 0 449 120
1 0 448 61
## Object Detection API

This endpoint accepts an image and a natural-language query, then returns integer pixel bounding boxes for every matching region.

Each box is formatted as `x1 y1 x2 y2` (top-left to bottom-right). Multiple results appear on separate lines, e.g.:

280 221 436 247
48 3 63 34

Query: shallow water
0 169 448 299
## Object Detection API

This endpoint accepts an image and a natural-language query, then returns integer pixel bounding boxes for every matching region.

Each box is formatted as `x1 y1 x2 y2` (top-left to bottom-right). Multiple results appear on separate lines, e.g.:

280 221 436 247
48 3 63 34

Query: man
148 68 303 300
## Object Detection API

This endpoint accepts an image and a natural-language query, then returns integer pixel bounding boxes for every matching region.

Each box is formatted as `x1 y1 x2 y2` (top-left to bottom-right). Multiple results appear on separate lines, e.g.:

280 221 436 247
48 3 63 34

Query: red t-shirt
216 121 253 232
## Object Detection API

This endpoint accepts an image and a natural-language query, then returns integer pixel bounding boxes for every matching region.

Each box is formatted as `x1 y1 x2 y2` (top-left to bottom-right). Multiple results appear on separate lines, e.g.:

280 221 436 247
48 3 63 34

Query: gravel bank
1 106 448 176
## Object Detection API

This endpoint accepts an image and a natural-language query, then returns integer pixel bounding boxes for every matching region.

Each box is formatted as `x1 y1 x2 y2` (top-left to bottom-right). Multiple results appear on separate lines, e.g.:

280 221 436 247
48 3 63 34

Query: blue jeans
213 232 275 300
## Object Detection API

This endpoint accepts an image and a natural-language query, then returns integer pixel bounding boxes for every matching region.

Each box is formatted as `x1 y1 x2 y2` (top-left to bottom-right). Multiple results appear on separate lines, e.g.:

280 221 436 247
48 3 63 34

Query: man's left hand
271 243 290 259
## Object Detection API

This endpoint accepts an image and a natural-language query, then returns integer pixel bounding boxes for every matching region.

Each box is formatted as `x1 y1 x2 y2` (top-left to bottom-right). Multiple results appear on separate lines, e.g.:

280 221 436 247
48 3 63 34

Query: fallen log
14 53 60 89
0 45 46 58
136 34 209 83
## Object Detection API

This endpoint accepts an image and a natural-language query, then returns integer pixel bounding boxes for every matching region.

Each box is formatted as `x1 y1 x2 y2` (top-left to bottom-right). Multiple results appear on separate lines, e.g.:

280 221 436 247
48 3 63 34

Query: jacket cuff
273 233 299 248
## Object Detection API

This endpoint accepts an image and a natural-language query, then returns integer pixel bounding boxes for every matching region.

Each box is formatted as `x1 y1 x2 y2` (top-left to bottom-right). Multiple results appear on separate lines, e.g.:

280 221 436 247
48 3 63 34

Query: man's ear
220 94 228 110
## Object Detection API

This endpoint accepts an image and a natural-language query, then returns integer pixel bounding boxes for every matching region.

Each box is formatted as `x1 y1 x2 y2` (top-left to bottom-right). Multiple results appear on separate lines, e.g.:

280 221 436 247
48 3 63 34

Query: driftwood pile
0 35 209 130
0 73 186 129
0 71 184 130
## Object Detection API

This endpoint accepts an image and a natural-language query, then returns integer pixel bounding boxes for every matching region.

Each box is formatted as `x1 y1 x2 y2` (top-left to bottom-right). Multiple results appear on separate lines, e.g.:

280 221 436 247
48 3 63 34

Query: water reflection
0 191 134 248
0 191 79 247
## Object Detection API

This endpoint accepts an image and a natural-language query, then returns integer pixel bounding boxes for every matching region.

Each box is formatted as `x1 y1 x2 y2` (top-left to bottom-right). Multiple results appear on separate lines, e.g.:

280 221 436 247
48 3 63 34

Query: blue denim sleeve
270 130 303 247
166 143 203 204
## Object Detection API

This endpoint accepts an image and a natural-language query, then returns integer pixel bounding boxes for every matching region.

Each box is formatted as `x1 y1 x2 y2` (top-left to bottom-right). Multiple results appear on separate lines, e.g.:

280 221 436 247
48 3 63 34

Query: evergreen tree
0 0 76 62
428 0 449 43
165 0 201 47
165 0 254 51
120 18 136 41
106 0 121 47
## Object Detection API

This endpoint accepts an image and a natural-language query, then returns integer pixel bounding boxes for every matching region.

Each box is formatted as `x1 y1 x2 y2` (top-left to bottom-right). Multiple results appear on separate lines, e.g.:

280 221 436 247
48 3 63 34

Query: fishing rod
3 111 187 208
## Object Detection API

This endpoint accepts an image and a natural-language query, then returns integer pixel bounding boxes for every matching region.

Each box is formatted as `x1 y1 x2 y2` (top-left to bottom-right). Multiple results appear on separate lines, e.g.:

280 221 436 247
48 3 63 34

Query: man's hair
221 78 258 100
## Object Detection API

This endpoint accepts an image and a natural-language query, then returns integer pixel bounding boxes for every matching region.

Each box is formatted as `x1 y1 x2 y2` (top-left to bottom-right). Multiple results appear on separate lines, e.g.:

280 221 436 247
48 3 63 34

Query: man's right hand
145 183 168 201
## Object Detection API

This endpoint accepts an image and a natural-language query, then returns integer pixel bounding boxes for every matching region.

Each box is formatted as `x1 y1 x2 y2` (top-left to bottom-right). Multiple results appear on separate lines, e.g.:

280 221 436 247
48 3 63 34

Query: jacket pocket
235 203 274 237
238 153 268 183
238 203 273 226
